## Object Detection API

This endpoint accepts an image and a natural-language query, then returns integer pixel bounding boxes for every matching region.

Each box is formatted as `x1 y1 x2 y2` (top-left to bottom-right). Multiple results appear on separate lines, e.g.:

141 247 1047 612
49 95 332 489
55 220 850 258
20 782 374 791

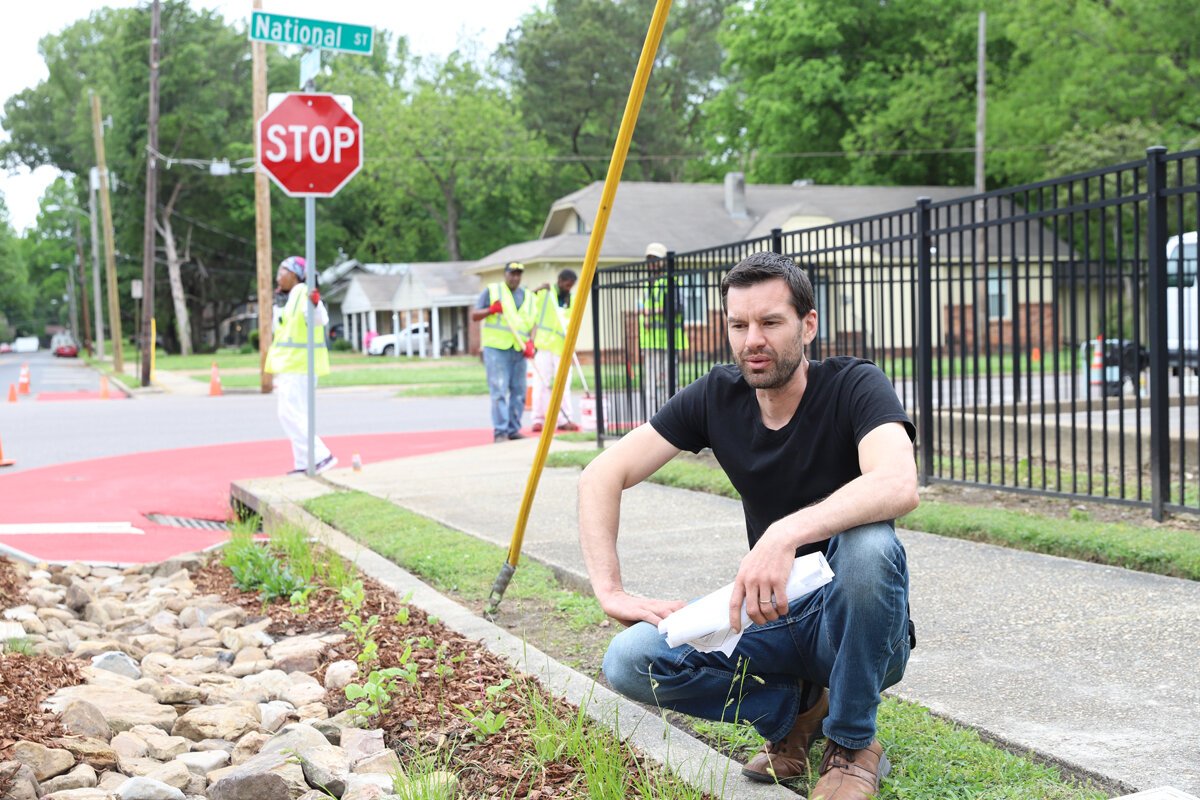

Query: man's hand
598 589 685 628
488 300 504 315
310 289 320 306
729 528 796 631
523 339 535 359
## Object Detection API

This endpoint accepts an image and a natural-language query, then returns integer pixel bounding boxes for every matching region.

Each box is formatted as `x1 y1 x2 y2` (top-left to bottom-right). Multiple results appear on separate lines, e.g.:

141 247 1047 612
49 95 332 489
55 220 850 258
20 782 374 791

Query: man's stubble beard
736 332 805 390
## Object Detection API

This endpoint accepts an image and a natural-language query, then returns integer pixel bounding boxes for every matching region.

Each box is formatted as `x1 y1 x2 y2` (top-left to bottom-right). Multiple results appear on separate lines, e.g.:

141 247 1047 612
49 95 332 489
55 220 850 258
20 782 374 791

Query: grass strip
304 491 1105 799
544 450 1200 582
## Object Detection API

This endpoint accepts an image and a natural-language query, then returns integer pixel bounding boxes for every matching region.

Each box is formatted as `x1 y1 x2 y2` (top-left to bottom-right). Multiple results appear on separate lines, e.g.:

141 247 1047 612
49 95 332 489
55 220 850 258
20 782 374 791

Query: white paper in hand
656 552 834 657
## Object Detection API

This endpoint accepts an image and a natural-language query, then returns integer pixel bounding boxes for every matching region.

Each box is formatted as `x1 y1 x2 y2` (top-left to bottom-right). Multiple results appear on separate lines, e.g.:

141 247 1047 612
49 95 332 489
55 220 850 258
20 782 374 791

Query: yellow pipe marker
486 0 675 614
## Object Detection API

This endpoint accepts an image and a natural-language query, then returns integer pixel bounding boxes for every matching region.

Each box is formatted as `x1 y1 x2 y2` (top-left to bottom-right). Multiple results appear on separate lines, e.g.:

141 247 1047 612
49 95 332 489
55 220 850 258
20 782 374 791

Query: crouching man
578 252 918 799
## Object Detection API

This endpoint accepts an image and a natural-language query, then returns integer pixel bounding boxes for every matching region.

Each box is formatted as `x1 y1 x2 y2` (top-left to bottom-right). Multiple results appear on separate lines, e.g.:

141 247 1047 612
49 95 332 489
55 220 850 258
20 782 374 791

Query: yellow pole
486 0 674 614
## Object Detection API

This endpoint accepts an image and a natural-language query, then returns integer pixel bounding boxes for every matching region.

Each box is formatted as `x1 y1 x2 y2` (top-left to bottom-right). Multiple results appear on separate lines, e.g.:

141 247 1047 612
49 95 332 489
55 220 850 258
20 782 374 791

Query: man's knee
602 623 662 704
827 523 906 594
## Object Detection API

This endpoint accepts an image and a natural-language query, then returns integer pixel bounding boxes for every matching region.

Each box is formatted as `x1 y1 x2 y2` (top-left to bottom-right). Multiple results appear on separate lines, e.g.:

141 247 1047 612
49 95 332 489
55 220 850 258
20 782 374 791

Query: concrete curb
234 478 797 800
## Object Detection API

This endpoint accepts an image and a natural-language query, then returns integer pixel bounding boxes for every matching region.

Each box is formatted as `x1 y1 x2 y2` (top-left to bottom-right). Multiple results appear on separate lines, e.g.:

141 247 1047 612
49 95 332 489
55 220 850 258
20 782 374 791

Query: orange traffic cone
17 364 30 395
209 361 223 396
524 362 534 411
99 375 110 399
0 433 13 468
7 384 16 403
1088 335 1104 389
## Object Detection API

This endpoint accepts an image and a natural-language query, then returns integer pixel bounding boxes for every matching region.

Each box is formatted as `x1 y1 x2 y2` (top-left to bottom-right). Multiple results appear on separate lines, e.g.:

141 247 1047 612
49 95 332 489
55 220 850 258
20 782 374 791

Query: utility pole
140 0 161 386
91 92 123 373
252 0 273 394
89 167 106 361
74 218 93 355
973 11 988 344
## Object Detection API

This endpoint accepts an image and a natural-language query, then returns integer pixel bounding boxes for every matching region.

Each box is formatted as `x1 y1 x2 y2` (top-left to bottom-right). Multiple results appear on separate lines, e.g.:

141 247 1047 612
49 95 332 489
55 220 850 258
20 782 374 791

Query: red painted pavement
0 429 492 565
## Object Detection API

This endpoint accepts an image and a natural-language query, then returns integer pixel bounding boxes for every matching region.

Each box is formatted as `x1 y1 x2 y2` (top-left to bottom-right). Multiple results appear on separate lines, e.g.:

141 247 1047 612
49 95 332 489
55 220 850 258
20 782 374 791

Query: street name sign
257 93 363 197
250 11 373 55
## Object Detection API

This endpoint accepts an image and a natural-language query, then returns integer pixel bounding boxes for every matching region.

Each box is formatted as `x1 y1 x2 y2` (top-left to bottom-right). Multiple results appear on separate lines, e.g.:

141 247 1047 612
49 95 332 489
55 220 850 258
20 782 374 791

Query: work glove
523 340 535 359
488 300 504 315
310 289 321 306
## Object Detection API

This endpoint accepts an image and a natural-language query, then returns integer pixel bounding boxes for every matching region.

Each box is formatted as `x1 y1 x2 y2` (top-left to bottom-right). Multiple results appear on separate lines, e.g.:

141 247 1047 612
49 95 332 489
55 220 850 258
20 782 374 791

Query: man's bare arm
578 422 686 626
730 421 919 629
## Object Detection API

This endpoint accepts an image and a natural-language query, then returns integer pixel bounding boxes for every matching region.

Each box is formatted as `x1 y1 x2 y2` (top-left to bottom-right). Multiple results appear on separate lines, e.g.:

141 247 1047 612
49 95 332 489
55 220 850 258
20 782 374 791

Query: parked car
0 342 11 354
367 322 432 356
51 332 80 358
13 336 39 353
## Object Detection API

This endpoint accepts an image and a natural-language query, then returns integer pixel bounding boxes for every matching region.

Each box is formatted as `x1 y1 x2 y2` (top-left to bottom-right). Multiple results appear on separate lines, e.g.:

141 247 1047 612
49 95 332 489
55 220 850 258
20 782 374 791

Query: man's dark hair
720 251 815 318
558 268 578 282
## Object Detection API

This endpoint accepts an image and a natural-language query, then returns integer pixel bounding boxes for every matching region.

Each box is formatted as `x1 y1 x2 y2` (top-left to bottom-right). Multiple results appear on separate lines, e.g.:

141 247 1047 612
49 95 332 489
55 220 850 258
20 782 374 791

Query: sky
0 0 541 233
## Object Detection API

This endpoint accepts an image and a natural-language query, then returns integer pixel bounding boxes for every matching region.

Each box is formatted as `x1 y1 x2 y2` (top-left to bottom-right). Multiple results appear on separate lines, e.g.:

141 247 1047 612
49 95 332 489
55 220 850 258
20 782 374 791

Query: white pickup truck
1167 231 1198 375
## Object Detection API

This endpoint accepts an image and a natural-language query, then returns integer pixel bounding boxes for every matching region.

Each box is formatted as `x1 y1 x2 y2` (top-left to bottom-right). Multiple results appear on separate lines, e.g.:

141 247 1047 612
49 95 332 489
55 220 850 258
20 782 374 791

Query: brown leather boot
808 739 891 800
741 689 829 783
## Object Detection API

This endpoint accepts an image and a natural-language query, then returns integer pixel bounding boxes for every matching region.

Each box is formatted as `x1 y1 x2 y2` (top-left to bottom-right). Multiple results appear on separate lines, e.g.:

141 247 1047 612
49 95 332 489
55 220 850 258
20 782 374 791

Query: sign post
257 93 362 474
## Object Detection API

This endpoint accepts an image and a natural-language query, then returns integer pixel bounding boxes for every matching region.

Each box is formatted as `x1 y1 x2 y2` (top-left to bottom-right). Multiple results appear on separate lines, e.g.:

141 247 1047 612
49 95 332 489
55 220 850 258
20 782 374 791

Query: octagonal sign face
257 93 362 197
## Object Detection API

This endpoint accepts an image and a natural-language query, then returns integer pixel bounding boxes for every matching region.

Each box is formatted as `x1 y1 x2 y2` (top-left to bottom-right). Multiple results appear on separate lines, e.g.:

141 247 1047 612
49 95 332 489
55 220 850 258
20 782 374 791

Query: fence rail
591 147 1200 520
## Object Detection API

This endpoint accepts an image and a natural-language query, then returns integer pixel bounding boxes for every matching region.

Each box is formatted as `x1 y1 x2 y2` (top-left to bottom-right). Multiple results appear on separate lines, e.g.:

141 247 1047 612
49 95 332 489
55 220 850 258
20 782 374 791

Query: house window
987 267 1008 318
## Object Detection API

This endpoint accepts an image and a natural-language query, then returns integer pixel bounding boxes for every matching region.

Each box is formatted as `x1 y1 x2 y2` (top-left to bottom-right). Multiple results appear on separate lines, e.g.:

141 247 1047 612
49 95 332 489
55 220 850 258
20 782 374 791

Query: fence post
590 274 605 446
771 227 783 254
917 198 934 486
1145 146 1169 520
665 249 677 398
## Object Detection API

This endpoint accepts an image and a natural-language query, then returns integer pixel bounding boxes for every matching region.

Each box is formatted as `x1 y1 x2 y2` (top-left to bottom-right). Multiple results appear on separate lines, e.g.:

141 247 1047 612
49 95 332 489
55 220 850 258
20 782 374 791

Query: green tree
707 0 1014 187
503 0 725 194
0 197 34 340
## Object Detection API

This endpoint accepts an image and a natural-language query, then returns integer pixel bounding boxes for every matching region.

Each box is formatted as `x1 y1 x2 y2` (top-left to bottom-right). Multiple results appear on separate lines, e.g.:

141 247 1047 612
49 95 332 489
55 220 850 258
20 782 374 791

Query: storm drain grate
145 513 229 531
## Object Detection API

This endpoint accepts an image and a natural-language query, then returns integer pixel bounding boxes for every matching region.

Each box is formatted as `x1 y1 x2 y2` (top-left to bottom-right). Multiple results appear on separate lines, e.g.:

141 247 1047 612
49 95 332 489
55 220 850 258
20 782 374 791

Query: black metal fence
590 147 1200 520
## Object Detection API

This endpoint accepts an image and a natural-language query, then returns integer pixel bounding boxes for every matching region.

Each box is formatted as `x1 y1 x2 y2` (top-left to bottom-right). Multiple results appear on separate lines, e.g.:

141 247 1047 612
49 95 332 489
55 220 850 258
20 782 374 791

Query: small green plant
4 637 34 656
339 579 381 668
456 704 508 741
289 585 316 614
344 650 419 719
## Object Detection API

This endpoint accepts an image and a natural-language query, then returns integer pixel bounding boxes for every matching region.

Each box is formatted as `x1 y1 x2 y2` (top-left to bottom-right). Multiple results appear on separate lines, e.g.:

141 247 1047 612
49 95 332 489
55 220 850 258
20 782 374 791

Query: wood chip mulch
193 556 642 798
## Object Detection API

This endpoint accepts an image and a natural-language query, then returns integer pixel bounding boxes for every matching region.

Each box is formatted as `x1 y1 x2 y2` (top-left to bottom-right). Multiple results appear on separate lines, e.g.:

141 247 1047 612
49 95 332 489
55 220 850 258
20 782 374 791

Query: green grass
155 348 379 371
303 490 1105 799
544 449 1200 582
304 492 605 631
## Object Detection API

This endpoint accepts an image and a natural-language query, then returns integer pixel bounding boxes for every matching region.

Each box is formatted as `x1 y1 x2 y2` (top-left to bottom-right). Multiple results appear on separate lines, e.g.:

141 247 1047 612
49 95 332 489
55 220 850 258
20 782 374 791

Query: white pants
275 372 331 471
532 349 574 427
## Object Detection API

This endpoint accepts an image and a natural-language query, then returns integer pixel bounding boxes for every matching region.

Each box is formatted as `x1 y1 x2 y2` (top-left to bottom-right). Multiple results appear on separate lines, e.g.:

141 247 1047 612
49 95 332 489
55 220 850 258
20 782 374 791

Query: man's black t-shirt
650 357 915 556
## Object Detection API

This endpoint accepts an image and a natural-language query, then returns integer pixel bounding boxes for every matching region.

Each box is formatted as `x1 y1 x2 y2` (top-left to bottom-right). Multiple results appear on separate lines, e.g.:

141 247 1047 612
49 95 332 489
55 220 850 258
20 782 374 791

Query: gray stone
266 636 325 674
229 732 272 766
143 761 191 791
174 749 229 776
113 775 186 800
60 699 113 741
312 710 366 745
51 738 119 771
0 761 40 800
91 652 142 680
282 673 325 708
190 739 233 754
340 729 384 764
170 704 260 742
10 740 76 781
147 683 204 705
257 701 295 733
206 771 290 800
323 660 358 691
342 773 395 798
258 723 331 757
45 685 177 733
40 763 99 794
64 581 93 612
295 743 350 797
141 733 190 761
351 749 401 776
109 731 148 760
207 752 308 798
174 628 219 649
40 789 113 800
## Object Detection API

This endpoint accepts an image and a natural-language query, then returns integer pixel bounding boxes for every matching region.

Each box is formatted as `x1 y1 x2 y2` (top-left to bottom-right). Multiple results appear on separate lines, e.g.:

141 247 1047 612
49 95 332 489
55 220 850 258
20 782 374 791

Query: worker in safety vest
530 268 579 433
638 242 689 415
265 256 337 474
471 261 536 443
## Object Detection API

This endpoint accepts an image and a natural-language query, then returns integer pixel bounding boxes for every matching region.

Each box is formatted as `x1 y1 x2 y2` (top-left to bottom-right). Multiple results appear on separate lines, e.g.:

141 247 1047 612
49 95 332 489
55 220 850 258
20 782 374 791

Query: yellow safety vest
533 288 572 355
480 284 534 351
265 287 330 376
638 276 689 350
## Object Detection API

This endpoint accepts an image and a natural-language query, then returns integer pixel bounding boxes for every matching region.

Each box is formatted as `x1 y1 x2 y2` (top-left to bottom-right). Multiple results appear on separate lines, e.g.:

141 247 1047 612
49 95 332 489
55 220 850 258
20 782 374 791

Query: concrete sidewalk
236 437 1200 798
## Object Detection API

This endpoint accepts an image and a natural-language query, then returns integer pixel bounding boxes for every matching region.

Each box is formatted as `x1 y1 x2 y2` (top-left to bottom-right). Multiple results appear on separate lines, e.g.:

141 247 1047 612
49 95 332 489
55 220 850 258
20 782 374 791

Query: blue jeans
603 523 911 749
483 346 527 437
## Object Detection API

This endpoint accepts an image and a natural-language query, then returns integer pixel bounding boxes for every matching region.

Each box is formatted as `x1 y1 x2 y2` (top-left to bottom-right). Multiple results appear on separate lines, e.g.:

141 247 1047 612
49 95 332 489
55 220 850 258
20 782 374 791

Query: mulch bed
194 558 602 798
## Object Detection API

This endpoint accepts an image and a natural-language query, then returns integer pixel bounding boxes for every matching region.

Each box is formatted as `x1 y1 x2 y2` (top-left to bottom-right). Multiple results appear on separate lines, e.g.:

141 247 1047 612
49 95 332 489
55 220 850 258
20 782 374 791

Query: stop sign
257 93 362 197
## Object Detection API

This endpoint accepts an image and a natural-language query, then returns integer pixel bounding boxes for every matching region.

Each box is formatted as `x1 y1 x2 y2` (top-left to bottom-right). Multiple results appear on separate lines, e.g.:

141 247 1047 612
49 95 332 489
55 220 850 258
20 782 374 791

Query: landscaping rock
170 703 260 742
59 699 113 741
52 738 120 772
113 775 185 800
295 743 351 797
340 728 384 764
207 770 291 800
323 660 357 691
45 685 177 733
10 740 76 781
40 762 98 794
91 652 141 680
0 761 41 800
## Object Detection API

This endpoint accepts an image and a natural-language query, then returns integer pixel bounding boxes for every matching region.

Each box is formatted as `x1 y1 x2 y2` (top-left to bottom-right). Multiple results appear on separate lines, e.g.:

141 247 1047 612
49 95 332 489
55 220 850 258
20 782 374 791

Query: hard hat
645 242 667 259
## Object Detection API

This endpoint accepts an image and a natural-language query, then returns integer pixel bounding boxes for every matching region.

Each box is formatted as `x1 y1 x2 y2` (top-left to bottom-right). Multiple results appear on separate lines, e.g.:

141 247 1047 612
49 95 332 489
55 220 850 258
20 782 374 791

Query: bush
238 344 255 354
248 329 259 350
331 339 353 352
